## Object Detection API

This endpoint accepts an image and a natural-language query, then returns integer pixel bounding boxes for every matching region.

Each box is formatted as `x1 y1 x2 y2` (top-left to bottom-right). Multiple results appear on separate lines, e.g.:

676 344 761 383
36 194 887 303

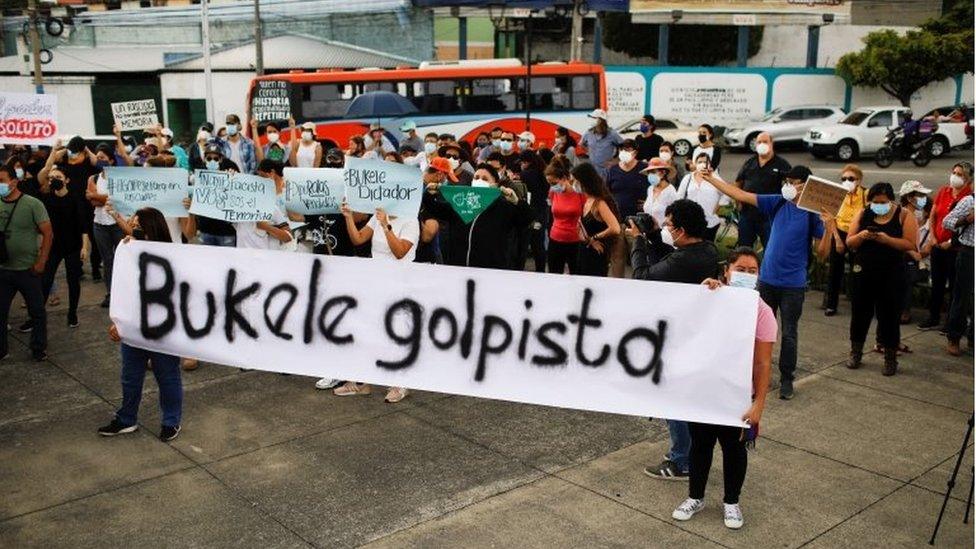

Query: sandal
333 382 371 397
48 296 61 307
384 387 409 403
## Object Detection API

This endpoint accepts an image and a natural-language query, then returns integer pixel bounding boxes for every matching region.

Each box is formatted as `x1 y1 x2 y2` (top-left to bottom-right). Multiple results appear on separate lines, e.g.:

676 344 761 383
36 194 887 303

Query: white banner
110 241 758 427
0 92 58 146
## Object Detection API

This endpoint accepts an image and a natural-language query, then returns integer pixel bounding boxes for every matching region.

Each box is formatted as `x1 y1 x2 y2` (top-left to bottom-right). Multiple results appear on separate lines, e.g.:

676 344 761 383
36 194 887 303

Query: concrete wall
159 72 256 126
5 76 98 138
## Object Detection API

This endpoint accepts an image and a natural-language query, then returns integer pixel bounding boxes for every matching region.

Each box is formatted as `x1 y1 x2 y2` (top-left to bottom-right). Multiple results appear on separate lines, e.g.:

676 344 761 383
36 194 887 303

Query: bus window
571 76 597 110
412 79 461 114
360 81 396 94
466 78 517 113
300 83 353 120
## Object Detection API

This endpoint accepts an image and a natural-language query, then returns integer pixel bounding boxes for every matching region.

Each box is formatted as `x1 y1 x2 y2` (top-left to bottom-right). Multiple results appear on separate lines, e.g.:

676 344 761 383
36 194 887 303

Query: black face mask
132 227 146 241
698 134 708 144
50 178 65 191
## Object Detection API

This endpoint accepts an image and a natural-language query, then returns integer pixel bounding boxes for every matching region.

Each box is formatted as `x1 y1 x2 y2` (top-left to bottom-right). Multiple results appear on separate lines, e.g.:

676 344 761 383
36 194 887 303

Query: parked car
616 117 698 157
922 104 974 151
723 105 845 152
804 105 970 161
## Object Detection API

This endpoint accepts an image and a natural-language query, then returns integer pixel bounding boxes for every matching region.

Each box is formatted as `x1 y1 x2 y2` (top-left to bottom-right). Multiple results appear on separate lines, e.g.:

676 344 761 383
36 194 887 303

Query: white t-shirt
235 193 290 250
368 216 418 262
295 142 318 168
165 218 184 244
676 173 729 229
228 139 244 170
643 184 678 228
93 174 115 226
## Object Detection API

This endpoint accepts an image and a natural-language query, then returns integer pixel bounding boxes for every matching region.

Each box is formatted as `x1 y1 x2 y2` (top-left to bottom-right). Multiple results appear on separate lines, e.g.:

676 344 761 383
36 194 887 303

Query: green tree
600 13 762 66
836 28 972 106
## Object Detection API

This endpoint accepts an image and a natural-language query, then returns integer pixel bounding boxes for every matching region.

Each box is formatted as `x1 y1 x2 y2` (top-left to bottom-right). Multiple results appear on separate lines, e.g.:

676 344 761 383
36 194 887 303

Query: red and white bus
245 59 606 151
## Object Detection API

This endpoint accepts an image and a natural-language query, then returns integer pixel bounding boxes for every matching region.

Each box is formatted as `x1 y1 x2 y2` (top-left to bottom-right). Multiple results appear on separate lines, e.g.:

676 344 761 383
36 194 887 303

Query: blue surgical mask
639 123 650 133
424 142 436 154
500 141 513 152
870 202 892 216
96 160 109 169
550 183 564 194
646 173 660 186
226 124 238 136
491 139 501 148
728 271 759 290
0 183 11 198
914 196 927 209
14 168 24 180
206 159 220 171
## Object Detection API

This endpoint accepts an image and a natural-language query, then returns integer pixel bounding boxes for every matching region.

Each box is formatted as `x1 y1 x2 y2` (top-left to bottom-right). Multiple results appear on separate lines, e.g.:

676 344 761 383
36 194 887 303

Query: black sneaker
643 459 689 481
100 294 111 308
159 424 181 442
67 312 79 328
779 382 795 400
17 320 33 333
98 419 138 436
32 350 48 362
824 309 837 317
918 318 941 330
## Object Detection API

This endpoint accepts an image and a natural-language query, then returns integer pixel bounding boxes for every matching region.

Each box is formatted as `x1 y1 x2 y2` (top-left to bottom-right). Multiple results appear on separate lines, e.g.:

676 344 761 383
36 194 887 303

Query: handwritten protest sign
252 80 291 124
111 240 758 427
440 185 501 224
105 166 189 217
111 99 159 132
343 156 423 218
190 170 277 222
284 167 343 215
0 92 58 146
797 175 848 216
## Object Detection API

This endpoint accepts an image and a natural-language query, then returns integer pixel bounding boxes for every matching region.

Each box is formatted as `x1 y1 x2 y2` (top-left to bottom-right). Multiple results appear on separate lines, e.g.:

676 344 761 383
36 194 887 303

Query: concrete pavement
0 276 972 548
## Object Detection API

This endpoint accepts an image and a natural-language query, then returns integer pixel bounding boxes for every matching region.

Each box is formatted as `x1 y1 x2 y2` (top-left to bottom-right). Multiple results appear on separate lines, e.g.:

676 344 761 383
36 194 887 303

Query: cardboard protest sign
111 240 758 427
252 80 291 124
105 166 189 218
284 167 343 215
111 99 159 132
343 156 423 218
796 175 848 216
190 170 277 222
0 92 58 146
440 185 501 224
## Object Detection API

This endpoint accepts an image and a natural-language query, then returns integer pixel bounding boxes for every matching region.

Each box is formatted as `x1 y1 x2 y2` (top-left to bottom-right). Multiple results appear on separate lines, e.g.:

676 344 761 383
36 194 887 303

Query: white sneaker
723 503 744 529
671 498 704 521
314 378 341 390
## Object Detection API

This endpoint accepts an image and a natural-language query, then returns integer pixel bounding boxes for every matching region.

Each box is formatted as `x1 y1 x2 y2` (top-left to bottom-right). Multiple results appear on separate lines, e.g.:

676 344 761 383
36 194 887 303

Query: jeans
199 232 237 248
946 247 974 343
758 282 806 386
42 245 82 317
0 268 46 356
736 211 770 249
824 230 849 310
92 223 124 294
116 343 183 428
688 422 747 504
666 419 690 472
927 246 957 323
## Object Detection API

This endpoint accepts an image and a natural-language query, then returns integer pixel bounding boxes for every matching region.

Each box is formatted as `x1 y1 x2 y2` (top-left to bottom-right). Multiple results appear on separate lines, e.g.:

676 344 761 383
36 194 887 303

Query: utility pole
524 11 533 131
253 0 264 76
201 0 214 123
27 0 44 93
569 0 583 61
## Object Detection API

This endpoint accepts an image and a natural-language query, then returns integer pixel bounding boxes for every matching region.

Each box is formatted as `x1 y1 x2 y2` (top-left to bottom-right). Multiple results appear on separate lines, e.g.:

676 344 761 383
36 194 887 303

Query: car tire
835 140 858 161
674 139 692 157
928 136 949 158
746 133 760 153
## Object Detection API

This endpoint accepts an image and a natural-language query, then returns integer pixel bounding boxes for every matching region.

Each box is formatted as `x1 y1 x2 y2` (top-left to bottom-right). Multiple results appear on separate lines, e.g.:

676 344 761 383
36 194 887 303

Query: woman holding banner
334 198 418 403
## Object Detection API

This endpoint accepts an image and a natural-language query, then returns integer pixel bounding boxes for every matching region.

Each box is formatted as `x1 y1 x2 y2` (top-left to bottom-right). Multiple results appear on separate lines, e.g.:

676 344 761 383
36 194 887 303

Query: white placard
605 71 648 127
0 92 58 146
650 73 767 126
111 99 159 132
110 241 759 427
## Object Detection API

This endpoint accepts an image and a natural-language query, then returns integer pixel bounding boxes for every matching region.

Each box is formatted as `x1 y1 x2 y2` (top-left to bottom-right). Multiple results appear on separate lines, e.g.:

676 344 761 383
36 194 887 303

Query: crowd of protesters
0 106 971 531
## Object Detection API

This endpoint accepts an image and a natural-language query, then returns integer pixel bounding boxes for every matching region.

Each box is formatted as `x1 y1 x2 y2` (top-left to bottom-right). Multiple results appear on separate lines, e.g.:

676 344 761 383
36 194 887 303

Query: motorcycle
875 127 931 168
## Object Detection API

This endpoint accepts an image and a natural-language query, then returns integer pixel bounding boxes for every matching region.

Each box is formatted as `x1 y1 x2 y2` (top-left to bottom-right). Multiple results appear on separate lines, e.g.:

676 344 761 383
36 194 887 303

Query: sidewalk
0 289 972 548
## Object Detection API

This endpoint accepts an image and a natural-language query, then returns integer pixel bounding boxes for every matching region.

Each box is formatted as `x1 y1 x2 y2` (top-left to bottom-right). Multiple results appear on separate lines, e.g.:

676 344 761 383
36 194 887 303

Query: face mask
660 227 676 248
915 196 927 209
781 184 798 201
69 151 82 160
550 183 564 194
729 271 759 290
639 123 650 133
50 178 65 191
447 158 460 171
226 124 238 137
477 140 488 147
14 168 24 180
267 132 279 144
555 137 565 145
870 202 892 216
96 160 110 169
197 130 210 142
755 143 771 156
841 180 855 192
572 182 582 193
646 173 660 186
424 142 437 154
949 174 965 188
500 141 513 153
0 183 11 198
519 139 531 149
492 139 501 148
124 144 133 154
659 151 672 162
472 178 492 188
698 134 708 144
618 150 634 164
206 159 220 171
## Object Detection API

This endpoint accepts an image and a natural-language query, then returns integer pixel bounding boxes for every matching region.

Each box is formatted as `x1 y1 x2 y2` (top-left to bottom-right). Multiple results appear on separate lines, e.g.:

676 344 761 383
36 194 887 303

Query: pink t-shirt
756 299 778 343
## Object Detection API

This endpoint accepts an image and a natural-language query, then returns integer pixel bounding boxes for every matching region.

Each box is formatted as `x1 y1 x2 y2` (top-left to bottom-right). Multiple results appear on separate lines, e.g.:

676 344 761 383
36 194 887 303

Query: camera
625 213 655 238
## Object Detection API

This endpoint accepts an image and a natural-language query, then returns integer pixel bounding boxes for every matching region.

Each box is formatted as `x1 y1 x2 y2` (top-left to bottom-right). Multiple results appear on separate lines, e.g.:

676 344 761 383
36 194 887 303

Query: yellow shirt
836 187 868 233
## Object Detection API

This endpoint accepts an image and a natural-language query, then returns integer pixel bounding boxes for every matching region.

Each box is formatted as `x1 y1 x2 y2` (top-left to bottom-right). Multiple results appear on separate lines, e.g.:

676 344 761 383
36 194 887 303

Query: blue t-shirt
757 194 824 288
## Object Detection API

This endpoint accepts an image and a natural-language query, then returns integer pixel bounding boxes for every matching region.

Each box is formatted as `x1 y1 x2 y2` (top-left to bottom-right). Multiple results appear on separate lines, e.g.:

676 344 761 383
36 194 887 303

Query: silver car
724 105 846 152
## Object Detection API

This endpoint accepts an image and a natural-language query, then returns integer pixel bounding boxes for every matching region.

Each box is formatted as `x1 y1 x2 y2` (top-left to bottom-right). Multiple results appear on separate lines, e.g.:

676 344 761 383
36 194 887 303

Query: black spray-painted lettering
318 296 357 344
224 269 259 341
567 289 610 367
617 321 667 383
139 252 176 340
263 283 298 340
179 282 215 338
376 298 423 370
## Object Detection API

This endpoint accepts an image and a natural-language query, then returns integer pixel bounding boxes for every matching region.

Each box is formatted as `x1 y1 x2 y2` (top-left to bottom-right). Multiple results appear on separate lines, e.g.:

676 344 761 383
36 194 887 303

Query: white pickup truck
804 105 969 161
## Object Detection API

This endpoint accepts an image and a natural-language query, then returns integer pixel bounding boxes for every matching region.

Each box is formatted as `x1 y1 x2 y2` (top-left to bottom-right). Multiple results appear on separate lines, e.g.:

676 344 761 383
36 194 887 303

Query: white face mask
659 151 672 162
756 143 771 156
403 154 423 166
424 142 437 154
949 174 965 188
660 227 676 248
618 150 634 164
266 132 279 144
841 179 856 192
447 158 460 171
781 184 798 201
197 130 211 142
728 271 759 290
519 139 532 149
302 131 313 142
471 177 492 188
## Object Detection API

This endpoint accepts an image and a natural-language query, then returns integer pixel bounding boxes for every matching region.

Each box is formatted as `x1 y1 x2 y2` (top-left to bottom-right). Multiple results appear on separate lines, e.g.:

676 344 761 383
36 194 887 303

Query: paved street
0 231 973 548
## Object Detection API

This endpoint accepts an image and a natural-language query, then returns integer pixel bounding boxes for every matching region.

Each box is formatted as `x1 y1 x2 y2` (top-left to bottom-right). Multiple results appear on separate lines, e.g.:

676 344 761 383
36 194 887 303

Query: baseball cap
588 109 608 121
518 131 535 143
428 156 459 182
399 120 417 132
785 165 812 182
898 180 933 196
301 122 315 131
204 142 223 156
161 128 174 138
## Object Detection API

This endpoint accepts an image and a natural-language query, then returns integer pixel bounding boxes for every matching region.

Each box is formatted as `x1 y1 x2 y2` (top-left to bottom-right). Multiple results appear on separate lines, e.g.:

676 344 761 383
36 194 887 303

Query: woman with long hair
572 162 621 277
552 126 578 164
544 156 585 274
